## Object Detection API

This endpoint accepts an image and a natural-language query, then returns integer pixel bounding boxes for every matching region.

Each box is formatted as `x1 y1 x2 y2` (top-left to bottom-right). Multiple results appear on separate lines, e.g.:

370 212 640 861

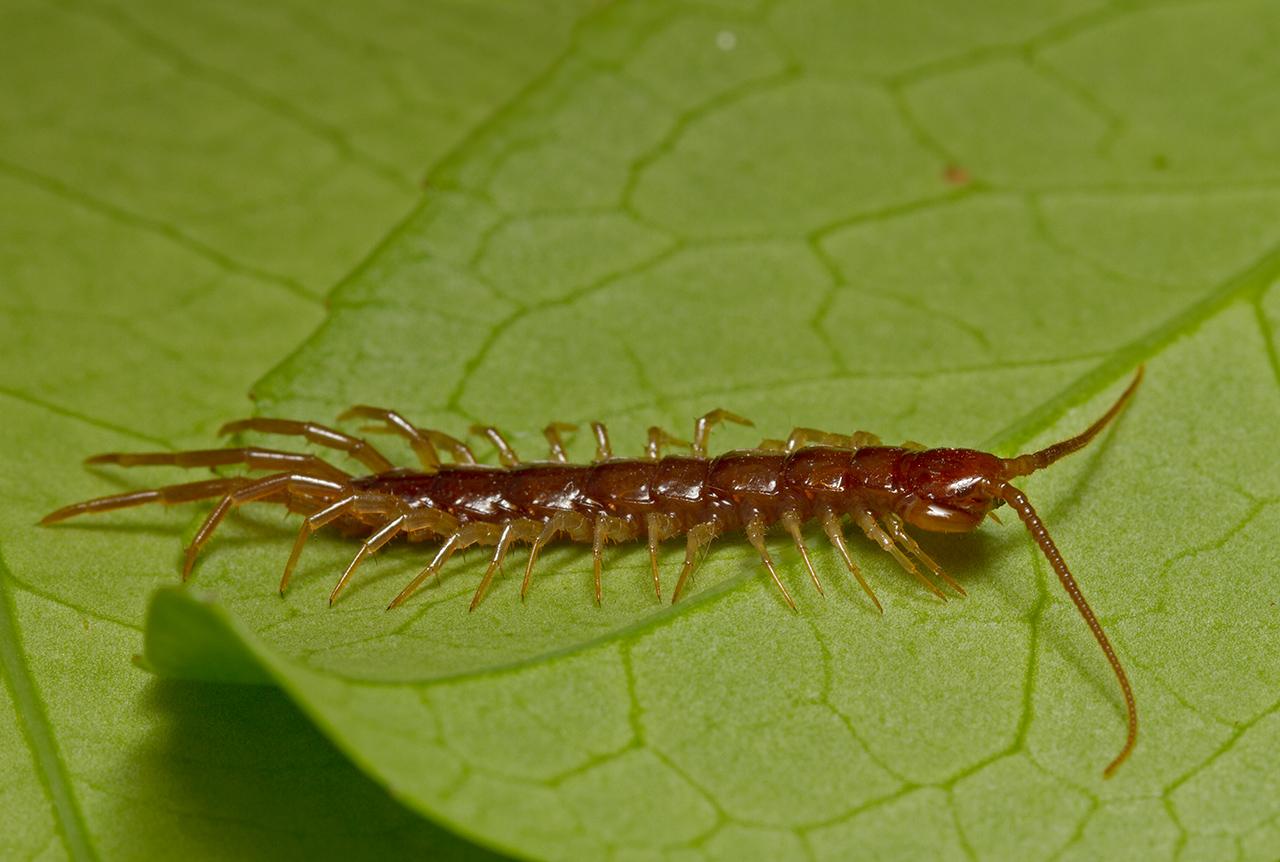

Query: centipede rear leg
182 473 348 579
219 417 395 473
86 447 351 483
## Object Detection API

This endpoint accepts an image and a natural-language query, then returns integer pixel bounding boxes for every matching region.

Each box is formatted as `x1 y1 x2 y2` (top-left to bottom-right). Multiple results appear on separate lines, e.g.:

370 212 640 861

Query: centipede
43 369 1143 775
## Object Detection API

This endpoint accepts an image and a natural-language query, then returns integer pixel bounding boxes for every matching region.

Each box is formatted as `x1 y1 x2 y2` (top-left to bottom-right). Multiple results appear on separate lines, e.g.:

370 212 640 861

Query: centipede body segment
43 369 1145 776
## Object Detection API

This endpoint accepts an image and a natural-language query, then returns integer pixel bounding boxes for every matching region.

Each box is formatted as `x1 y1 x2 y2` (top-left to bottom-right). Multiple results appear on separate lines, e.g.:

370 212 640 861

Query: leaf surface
0 0 590 857
134 1 1280 859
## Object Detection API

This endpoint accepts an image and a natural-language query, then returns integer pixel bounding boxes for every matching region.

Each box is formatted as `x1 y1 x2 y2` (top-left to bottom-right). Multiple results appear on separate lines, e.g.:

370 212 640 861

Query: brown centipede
43 369 1144 776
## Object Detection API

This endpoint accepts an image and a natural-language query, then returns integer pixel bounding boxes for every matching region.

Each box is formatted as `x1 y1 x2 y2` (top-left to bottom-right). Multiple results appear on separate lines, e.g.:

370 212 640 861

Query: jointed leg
671 521 718 604
745 518 797 611
521 512 587 599
220 418 394 473
645 513 676 600
183 474 347 579
592 515 607 604
819 510 882 612
693 409 753 458
851 509 946 601
280 495 358 594
543 423 577 463
780 511 824 596
646 427 690 461
471 425 520 467
338 405 440 469
329 513 409 605
784 428 881 453
469 522 517 611
41 477 251 525
88 447 350 483
591 422 612 461
880 514 965 596
387 532 462 609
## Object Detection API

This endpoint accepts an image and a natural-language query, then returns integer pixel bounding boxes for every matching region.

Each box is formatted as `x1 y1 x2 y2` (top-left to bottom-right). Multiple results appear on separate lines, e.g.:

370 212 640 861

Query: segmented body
42 370 1145 776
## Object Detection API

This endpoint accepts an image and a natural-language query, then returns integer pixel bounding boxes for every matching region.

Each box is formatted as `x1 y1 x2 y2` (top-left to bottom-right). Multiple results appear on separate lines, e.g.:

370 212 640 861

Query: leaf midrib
0 546 96 861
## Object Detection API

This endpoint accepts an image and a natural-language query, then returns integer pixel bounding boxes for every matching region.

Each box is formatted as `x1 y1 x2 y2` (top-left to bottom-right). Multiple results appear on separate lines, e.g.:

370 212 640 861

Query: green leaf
130 1 1280 859
0 0 591 857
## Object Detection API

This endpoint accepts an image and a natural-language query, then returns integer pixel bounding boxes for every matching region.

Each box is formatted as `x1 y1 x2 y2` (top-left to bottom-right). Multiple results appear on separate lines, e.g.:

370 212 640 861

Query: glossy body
42 370 1145 777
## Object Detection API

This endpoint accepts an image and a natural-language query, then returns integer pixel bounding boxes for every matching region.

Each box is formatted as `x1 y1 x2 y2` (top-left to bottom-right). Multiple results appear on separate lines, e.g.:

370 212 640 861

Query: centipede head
896 367 1145 534
896 448 1008 533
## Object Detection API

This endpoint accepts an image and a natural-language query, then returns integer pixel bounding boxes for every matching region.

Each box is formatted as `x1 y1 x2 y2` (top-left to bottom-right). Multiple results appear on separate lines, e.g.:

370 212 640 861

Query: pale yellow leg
543 423 577 463
881 514 965 596
329 514 408 606
693 409 753 457
780 511 824 596
852 509 946 601
471 425 520 467
819 510 882 612
745 518 797 611
670 521 718 604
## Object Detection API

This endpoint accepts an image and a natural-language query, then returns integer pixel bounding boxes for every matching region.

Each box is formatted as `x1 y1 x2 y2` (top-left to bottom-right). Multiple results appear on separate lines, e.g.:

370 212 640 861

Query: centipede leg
820 510 882 613
280 495 358 594
784 428 881 453
745 518 798 611
543 423 577 463
852 509 947 601
881 513 966 597
692 409 753 458
470 521 520 611
645 427 691 460
591 422 613 461
41 477 251 525
645 513 675 600
183 473 347 580
337 405 441 469
329 513 409 605
87 447 350 483
471 425 520 466
780 511 824 597
521 512 584 600
591 515 608 604
670 521 718 604
387 532 462 609
219 418 395 473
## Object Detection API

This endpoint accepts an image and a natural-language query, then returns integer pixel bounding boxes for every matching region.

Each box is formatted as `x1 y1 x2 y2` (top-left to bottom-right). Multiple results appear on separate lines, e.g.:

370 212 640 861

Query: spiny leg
779 511 824 596
521 512 585 600
469 522 519 611
851 509 947 601
387 532 462 609
591 422 612 461
745 518 798 611
646 427 690 461
337 406 440 469
543 423 577 463
183 474 347 579
591 515 607 605
784 428 881 453
471 425 520 467
329 513 409 606
880 513 966 597
670 521 718 604
41 477 251 525
280 495 358 594
219 418 395 473
819 510 882 613
692 409 753 458
87 447 350 483
645 513 676 600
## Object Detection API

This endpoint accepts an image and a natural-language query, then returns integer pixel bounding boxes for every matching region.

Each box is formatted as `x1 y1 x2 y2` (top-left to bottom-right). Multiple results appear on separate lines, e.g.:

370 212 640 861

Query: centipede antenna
1000 484 1137 778
1003 367 1143 478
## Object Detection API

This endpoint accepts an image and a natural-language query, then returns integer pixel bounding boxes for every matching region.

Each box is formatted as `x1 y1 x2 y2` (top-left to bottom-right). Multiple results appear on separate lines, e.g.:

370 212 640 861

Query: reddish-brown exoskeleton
43 369 1143 775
